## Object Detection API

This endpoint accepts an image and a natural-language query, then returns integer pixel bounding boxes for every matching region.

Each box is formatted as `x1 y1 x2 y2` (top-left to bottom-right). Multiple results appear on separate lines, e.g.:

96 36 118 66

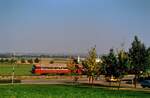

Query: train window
35 66 41 69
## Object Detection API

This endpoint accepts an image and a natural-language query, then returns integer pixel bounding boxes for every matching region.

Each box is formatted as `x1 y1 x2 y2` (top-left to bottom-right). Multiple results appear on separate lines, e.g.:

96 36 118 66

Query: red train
31 64 82 75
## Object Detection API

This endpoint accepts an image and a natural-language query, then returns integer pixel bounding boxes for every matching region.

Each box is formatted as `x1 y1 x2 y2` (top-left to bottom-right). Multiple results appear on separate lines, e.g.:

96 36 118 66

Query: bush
21 58 26 63
34 58 40 63
27 59 33 64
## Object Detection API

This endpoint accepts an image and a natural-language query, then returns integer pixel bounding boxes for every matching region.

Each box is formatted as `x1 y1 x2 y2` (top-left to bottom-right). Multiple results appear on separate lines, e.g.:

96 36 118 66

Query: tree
3 58 9 63
116 49 130 90
34 58 40 63
101 48 130 88
101 49 118 86
67 59 81 84
10 59 17 64
0 58 4 63
4 59 9 63
144 47 150 77
21 58 26 64
129 36 147 88
49 60 54 64
27 59 33 64
82 46 100 84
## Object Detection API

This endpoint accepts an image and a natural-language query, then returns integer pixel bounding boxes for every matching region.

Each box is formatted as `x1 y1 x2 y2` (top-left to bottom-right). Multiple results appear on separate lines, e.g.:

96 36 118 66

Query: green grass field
0 84 149 98
0 63 33 75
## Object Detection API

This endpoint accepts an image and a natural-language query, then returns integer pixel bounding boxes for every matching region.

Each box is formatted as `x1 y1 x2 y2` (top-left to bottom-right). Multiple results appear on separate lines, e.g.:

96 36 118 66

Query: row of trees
82 36 150 88
0 58 40 64
0 58 16 64
20 58 40 64
21 58 55 64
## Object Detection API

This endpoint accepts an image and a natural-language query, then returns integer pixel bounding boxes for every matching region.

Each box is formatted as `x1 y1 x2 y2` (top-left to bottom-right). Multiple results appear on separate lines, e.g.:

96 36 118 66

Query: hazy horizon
0 0 150 54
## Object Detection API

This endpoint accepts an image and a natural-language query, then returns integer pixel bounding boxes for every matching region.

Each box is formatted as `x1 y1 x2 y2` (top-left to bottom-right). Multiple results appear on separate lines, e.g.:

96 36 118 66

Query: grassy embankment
0 84 149 98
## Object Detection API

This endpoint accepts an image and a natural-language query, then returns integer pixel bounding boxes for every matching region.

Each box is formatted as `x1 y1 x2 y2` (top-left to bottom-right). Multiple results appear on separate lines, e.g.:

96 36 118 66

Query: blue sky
0 0 150 54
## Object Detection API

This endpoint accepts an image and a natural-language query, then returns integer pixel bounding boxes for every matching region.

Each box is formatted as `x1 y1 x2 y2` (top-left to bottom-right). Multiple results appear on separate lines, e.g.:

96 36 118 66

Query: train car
31 64 82 75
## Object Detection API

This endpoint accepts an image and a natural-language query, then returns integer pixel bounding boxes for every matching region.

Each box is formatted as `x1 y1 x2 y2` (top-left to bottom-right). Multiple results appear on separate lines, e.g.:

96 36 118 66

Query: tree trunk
134 75 137 88
74 76 79 84
92 76 94 85
118 78 121 90
89 76 92 84
109 76 111 87
88 77 90 84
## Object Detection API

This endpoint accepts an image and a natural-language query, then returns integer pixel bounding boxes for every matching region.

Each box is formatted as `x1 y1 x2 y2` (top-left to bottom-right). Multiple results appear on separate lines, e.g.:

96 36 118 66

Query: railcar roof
35 64 67 67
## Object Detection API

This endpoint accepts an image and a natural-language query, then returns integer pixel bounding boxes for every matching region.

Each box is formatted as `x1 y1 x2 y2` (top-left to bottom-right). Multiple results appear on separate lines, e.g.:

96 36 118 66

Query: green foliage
9 59 17 64
34 58 40 63
49 60 54 64
101 48 130 89
145 47 150 76
128 36 149 88
0 58 4 63
82 47 100 83
4 59 9 63
129 36 147 75
21 58 26 63
0 58 16 64
27 59 33 64
83 47 99 76
101 49 118 77
116 49 130 78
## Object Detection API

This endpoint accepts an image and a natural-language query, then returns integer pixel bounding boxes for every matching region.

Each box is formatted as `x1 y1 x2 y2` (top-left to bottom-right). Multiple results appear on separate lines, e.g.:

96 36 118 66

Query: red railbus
31 64 82 75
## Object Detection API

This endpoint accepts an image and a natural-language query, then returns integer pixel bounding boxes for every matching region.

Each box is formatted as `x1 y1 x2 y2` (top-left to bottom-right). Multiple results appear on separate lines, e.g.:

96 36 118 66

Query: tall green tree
101 49 130 88
101 49 117 85
116 49 130 89
82 46 99 84
129 36 147 88
145 47 150 77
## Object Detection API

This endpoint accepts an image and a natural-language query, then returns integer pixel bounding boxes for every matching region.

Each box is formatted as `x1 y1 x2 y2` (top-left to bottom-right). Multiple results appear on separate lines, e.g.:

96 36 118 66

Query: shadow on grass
64 81 122 88
63 81 118 90
60 83 150 96
63 81 147 91
0 79 21 83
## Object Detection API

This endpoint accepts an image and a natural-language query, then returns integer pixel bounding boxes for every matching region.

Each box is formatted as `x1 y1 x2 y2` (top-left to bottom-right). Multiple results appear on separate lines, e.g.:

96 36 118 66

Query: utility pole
12 52 15 85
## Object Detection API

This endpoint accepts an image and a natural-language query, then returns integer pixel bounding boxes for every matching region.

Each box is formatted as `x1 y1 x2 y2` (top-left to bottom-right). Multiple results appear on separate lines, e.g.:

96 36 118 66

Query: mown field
0 63 33 75
0 84 149 98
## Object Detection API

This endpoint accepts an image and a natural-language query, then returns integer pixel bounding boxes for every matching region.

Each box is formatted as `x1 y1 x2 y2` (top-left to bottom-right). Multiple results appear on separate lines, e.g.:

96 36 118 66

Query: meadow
0 63 33 75
0 84 149 98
